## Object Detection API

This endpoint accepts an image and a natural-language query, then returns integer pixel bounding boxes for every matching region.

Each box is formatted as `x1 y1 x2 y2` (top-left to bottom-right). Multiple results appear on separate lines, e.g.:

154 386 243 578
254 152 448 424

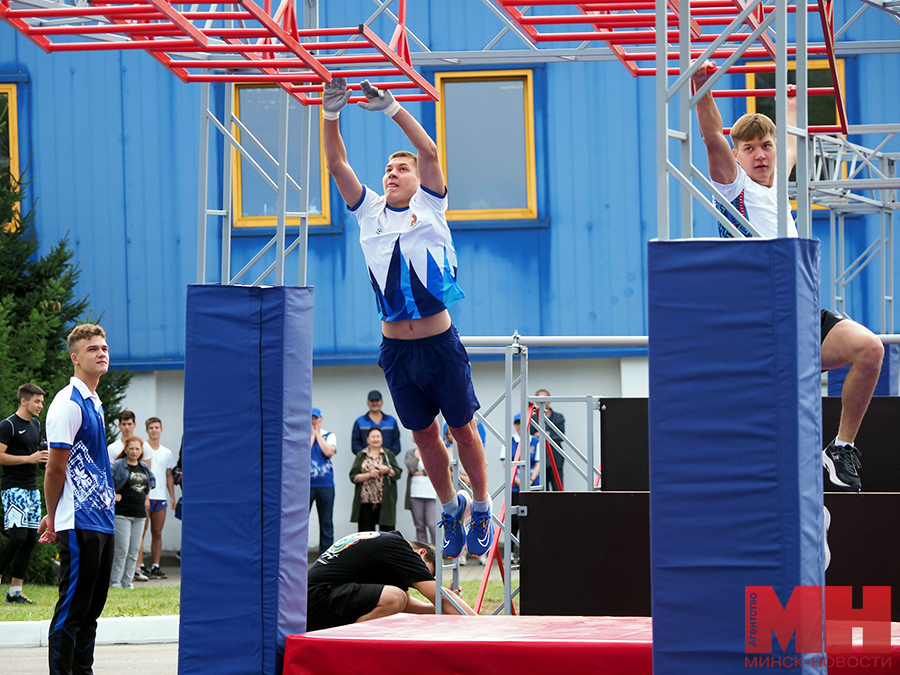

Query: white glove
322 77 352 121
357 79 402 117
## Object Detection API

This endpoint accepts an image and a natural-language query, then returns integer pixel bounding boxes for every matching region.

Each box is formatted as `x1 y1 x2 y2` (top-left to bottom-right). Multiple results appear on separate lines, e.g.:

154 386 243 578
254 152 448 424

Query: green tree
0 117 132 584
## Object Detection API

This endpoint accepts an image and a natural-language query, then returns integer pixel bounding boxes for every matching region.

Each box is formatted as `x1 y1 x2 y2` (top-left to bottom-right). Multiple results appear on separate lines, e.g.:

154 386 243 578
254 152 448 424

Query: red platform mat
285 616 900 675
284 615 653 675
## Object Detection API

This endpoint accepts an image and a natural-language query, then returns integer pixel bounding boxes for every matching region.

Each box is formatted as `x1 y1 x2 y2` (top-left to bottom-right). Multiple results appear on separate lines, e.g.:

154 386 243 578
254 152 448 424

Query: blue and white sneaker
439 490 471 559
466 497 494 557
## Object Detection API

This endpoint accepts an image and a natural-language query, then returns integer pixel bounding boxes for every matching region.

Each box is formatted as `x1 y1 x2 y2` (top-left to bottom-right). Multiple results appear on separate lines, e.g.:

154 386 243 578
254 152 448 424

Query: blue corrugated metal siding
1 34 199 366
2 1 899 367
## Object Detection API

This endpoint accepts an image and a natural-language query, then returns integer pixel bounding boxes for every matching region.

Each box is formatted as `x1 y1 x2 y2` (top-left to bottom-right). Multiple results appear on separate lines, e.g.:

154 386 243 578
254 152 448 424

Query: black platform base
519 491 900 621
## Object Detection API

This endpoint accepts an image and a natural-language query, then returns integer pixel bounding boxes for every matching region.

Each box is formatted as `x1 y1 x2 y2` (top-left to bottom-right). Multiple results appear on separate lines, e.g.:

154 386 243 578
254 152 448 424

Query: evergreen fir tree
1 111 133 584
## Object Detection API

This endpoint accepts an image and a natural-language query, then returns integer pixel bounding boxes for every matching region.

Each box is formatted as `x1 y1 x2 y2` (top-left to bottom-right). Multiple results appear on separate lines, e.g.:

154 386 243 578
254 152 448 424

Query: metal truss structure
2 0 898 295
809 126 899 332
3 0 899 615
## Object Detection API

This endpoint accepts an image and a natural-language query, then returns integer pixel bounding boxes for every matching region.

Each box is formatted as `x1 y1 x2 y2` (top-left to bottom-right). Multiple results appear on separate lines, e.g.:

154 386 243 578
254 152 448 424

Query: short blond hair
67 324 106 353
730 113 777 146
389 150 418 173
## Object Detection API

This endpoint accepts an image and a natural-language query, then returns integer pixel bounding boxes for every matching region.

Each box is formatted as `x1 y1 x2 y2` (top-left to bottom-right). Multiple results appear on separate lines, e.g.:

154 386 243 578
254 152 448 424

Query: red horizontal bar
47 39 197 51
181 11 255 19
637 61 831 75
723 125 844 134
318 67 401 78
713 87 834 97
148 43 290 52
317 55 391 65
298 92 430 102
168 58 307 68
29 23 182 35
622 45 829 60
5 5 160 17
291 81 423 93
184 73 323 82
200 28 271 38
518 13 677 24
296 41 374 51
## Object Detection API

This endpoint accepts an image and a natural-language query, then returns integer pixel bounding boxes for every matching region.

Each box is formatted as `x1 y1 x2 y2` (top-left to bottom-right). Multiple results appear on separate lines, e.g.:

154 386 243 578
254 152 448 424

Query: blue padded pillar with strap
180 285 313 675
648 239 825 674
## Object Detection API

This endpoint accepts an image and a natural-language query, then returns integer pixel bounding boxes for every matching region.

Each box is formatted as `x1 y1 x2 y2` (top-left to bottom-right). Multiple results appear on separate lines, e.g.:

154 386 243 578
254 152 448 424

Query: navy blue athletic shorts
378 325 480 431
821 308 845 343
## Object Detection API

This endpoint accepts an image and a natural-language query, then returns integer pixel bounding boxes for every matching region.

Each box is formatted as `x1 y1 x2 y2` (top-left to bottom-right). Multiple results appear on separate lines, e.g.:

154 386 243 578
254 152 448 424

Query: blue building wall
1 1 898 368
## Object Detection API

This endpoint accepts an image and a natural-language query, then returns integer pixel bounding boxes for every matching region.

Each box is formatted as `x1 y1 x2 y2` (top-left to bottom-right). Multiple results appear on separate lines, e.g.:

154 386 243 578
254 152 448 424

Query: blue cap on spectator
368 390 382 401
311 407 322 418
514 413 521 422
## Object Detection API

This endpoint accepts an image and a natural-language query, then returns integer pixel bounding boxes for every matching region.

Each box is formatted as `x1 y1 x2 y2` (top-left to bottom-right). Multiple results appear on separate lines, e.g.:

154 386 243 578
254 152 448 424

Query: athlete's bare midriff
382 309 451 340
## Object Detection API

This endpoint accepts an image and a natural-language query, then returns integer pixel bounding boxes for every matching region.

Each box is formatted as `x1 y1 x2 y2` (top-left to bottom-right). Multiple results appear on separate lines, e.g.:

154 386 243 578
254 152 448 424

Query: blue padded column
180 285 314 675
648 239 825 674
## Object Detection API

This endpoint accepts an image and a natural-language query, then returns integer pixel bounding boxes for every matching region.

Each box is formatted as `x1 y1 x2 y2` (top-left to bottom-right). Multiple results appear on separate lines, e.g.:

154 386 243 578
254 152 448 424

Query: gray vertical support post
679 0 692 238
435 498 443 615
503 344 514 615
795 0 810 239
197 79 210 284
275 90 290 286
887 203 894 333
832 211 847 314
775 0 789 238
299 0 318 286
656 0 669 240
298 106 311 287
585 396 595 490
222 84 235 284
830 209 838 310
881 210 886 332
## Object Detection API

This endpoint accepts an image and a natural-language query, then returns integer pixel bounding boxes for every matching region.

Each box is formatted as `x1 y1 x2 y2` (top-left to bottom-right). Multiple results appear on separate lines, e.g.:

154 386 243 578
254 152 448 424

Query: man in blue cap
350 390 401 457
309 407 337 553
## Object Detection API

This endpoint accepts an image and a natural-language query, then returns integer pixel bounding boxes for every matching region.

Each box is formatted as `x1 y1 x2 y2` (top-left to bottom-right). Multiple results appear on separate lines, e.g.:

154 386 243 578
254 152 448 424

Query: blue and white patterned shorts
1 488 42 530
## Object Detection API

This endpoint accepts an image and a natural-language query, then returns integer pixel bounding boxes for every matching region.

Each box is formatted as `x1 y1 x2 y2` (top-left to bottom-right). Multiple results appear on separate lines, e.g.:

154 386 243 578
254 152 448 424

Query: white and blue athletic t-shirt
351 184 465 321
310 431 337 489
712 165 798 239
46 377 115 534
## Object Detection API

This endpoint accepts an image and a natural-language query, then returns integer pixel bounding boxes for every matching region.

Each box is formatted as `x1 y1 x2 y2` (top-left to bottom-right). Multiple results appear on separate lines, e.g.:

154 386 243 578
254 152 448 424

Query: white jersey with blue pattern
46 377 115 534
712 165 798 239
351 184 465 321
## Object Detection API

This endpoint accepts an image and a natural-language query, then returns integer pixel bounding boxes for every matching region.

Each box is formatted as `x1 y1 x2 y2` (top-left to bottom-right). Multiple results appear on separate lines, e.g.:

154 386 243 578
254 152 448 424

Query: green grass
0 585 180 622
410 579 511 615
1 579 507 623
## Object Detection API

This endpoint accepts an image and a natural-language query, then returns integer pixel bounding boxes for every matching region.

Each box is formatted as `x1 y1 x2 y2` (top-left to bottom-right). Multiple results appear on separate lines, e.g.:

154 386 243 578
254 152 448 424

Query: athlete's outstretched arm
691 60 737 185
322 77 364 207
785 84 798 177
411 580 478 616
357 80 445 196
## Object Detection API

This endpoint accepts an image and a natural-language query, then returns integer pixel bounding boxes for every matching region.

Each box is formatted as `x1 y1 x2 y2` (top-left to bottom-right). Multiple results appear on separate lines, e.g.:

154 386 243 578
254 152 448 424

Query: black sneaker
139 564 149 576
5 592 35 604
823 441 862 492
150 566 167 579
134 570 149 582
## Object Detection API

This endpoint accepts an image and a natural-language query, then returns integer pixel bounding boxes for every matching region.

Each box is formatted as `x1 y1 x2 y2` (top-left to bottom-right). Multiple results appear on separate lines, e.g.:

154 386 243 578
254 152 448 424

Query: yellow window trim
1 83 20 231
232 84 330 228
435 70 538 222
745 59 846 210
745 58 845 122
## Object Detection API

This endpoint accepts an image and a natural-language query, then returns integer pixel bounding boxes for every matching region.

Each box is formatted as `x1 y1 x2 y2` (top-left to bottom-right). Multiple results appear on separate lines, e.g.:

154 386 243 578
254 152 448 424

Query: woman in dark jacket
349 427 402 531
110 436 155 589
